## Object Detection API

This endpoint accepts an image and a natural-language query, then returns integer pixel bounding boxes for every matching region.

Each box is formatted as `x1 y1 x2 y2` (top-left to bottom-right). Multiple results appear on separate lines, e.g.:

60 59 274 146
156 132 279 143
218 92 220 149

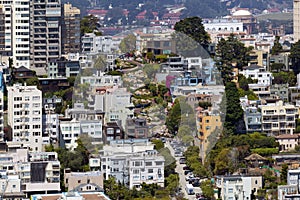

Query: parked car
183 165 190 170
174 151 183 157
179 157 186 164
184 170 192 175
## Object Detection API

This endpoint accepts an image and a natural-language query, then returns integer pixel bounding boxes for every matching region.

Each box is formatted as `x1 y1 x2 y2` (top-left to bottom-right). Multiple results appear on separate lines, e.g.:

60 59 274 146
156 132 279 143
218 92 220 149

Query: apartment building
244 107 262 133
61 3 80 54
261 101 299 136
42 113 60 145
216 175 263 200
103 121 124 144
270 84 289 102
30 0 62 74
0 149 60 196
198 111 222 157
81 33 121 53
59 118 103 150
0 171 25 199
80 71 123 88
0 73 4 141
287 168 300 190
47 59 80 78
94 87 134 128
125 118 149 139
240 65 273 86
7 84 43 152
100 139 164 189
294 0 300 42
0 0 30 68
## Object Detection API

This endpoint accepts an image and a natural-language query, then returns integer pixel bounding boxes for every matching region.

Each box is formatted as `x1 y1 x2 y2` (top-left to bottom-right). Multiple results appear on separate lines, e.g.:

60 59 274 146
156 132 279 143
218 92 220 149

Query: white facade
42 113 60 145
240 66 273 86
0 0 31 68
216 176 263 200
203 19 244 33
128 152 165 189
100 139 164 189
81 33 121 54
60 119 103 150
0 149 60 195
287 168 300 192
80 71 123 88
185 57 202 70
7 84 43 152
59 119 81 150
294 0 300 42
94 87 134 128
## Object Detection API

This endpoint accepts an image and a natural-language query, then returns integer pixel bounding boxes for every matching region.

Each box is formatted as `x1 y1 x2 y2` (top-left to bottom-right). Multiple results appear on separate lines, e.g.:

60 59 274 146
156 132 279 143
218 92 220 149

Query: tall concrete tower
294 0 300 42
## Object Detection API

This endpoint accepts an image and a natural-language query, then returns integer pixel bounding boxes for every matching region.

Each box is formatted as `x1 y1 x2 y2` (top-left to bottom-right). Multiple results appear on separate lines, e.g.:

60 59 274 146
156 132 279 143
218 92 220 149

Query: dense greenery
290 40 300 74
271 36 283 55
174 17 210 50
215 34 253 84
184 146 208 178
104 177 170 200
101 139 179 199
272 71 296 86
221 82 245 135
166 97 196 135
270 63 286 72
238 75 258 100
80 15 101 36
45 139 90 172
200 180 215 200
206 132 279 175
119 34 137 53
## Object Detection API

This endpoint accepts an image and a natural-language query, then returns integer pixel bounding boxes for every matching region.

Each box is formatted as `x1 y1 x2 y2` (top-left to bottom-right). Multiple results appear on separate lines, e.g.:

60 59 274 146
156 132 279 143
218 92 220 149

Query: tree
174 17 210 50
119 34 136 53
290 40 300 74
273 71 296 86
25 77 39 86
270 63 285 72
280 163 288 184
201 180 215 200
177 125 194 145
222 82 245 134
214 148 234 174
152 139 164 150
271 36 283 55
215 34 253 84
80 15 101 36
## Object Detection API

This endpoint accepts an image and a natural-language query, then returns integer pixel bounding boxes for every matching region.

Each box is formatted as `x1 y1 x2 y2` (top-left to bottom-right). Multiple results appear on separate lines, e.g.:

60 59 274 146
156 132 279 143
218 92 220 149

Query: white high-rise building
0 0 62 72
294 0 300 42
0 0 31 67
0 72 4 141
7 84 43 152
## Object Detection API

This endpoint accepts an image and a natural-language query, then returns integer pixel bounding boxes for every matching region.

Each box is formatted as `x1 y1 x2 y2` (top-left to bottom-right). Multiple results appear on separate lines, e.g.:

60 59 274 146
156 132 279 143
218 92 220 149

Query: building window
145 162 152 166
148 169 153 173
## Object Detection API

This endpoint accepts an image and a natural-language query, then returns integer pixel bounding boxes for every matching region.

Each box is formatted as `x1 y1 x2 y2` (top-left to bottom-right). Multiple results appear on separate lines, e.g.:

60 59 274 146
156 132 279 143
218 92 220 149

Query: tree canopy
271 36 283 55
80 15 101 36
221 82 245 135
215 34 253 84
289 40 300 74
174 17 210 50
119 34 137 53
